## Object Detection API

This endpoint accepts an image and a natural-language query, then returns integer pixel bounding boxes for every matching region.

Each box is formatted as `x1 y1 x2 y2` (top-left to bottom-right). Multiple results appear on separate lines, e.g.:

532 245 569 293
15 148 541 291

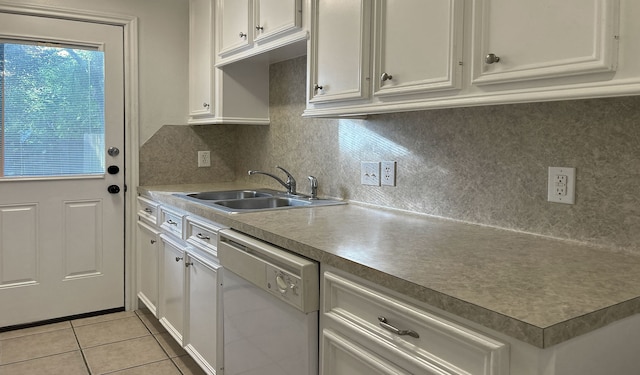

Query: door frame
0 3 140 311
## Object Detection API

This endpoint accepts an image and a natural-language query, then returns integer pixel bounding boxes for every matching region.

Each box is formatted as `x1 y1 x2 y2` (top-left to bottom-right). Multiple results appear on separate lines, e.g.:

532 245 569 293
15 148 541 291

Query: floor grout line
0 311 194 375
70 323 93 374
0 349 80 368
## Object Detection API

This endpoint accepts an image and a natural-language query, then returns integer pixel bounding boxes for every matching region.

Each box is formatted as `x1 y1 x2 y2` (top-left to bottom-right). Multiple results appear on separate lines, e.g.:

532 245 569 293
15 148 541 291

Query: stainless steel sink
186 190 273 200
174 189 346 213
214 197 313 210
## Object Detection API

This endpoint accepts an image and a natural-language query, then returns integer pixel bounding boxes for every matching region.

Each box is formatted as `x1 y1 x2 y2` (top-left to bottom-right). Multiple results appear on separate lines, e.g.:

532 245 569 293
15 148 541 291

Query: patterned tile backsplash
141 56 640 253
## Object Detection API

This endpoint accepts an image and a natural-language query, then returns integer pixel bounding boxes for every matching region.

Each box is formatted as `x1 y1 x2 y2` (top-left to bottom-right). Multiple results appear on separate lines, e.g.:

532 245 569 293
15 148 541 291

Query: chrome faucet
248 166 297 195
308 176 318 199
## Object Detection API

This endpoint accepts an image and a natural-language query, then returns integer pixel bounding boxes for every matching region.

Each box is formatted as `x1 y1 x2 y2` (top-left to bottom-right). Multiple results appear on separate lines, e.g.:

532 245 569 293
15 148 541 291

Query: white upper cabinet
305 0 640 118
189 0 271 125
309 0 372 104
217 0 252 58
216 0 309 65
306 0 464 115
254 0 303 43
373 0 464 97
471 0 620 85
189 0 215 122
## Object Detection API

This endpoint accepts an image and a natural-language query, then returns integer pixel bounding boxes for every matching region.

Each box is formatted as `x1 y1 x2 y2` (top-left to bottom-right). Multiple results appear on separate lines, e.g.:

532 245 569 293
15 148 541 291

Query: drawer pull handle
144 208 153 213
167 219 178 226
150 239 157 244
175 257 183 262
378 316 420 338
196 233 211 240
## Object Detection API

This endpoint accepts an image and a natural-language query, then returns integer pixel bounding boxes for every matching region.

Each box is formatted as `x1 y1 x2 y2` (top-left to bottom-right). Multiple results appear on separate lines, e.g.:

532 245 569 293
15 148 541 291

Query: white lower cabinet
184 251 222 375
159 233 187 344
138 197 224 375
320 267 509 375
136 196 161 317
136 221 160 317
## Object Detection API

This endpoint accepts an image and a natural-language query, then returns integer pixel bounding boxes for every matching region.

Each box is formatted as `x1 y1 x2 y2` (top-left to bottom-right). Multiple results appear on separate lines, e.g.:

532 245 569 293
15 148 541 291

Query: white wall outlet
198 151 211 167
548 167 575 204
381 161 397 186
361 162 380 186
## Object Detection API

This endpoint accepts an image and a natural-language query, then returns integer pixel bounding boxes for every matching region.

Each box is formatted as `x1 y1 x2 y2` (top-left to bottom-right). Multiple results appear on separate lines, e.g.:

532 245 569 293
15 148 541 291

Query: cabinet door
185 253 222 375
189 0 215 120
136 221 160 317
254 0 302 43
322 329 413 375
472 0 620 85
309 0 372 104
373 0 463 97
218 0 252 57
160 236 186 344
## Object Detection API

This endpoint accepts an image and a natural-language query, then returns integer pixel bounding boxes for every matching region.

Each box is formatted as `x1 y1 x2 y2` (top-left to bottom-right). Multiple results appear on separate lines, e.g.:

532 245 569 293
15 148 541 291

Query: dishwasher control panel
218 229 319 313
266 264 303 307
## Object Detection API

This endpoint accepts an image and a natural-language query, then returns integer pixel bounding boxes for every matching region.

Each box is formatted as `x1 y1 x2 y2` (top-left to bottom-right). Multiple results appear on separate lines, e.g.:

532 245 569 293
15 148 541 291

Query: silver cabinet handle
166 219 178 226
378 316 419 338
313 83 323 92
256 25 263 31
380 72 393 82
203 102 210 108
196 233 211 240
150 239 157 244
175 256 183 262
144 208 153 213
485 53 501 64
239 32 247 38
185 262 194 267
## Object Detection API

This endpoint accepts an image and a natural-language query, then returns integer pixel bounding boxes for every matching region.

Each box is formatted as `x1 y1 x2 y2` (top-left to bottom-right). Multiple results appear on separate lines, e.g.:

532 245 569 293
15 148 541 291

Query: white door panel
0 13 125 327
0 204 38 287
63 200 103 279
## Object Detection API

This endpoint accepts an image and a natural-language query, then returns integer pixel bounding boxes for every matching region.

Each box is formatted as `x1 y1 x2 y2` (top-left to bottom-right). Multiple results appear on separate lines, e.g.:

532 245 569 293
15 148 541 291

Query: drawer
185 216 223 255
137 196 159 226
160 206 185 238
323 270 509 375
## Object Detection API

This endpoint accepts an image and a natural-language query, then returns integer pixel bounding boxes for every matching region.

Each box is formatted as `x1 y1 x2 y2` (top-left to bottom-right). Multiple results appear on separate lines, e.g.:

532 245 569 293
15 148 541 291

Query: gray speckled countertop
139 183 640 349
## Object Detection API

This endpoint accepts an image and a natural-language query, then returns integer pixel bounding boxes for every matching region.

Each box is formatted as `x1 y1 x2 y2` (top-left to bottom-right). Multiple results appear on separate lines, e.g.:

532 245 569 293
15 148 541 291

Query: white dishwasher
218 229 319 375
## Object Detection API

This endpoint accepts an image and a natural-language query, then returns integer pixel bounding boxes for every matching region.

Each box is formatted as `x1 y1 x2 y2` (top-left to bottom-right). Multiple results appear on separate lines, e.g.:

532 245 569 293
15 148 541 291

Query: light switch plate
360 162 380 186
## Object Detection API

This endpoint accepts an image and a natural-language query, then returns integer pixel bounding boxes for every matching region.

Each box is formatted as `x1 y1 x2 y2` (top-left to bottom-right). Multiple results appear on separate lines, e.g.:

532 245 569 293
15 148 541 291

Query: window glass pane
1 42 105 178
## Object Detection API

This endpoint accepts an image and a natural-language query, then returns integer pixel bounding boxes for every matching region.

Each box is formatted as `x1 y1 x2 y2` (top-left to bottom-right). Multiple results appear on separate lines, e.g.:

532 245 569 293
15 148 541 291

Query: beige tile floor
0 309 207 375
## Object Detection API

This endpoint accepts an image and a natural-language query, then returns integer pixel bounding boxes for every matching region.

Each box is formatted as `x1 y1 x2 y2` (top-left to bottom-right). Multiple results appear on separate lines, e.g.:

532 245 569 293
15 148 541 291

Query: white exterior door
0 13 125 327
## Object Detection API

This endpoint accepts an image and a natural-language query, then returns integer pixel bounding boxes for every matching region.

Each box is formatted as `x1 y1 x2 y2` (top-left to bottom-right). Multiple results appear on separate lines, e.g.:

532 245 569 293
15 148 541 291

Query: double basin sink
175 189 346 213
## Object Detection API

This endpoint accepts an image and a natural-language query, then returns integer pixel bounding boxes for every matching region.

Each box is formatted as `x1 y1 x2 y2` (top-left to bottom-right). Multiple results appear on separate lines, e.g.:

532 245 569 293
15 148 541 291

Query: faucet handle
276 166 296 194
308 176 318 200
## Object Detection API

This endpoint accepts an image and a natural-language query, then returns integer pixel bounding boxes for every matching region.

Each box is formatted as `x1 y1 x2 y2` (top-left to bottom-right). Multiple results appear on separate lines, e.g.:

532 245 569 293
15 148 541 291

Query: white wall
0 0 190 144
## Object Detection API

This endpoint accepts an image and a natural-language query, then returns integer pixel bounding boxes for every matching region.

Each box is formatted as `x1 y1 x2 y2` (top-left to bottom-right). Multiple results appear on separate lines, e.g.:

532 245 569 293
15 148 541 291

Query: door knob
107 185 120 194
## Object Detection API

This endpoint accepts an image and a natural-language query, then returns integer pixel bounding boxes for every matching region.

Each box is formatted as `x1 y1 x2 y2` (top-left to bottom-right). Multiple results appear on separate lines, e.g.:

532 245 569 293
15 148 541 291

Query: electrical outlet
548 167 575 204
360 162 380 186
198 151 211 167
381 161 396 186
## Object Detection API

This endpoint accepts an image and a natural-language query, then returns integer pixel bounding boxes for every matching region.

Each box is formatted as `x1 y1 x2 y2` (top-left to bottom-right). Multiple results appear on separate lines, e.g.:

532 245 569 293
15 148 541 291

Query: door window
0 40 105 178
